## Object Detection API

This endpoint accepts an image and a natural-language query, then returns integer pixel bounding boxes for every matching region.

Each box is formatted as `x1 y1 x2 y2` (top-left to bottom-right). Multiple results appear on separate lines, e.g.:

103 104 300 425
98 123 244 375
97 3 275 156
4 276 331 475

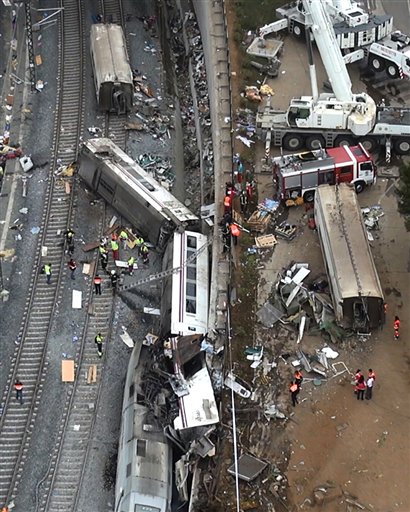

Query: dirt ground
222 3 410 511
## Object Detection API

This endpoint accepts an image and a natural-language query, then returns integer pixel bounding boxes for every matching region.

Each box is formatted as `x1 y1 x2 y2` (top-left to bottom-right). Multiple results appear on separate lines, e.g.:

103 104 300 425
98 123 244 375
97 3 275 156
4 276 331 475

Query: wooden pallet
255 234 278 248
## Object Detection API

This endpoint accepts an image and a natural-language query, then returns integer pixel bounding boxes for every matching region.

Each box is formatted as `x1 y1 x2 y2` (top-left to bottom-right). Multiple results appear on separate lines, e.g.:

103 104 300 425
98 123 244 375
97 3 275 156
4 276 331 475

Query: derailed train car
115 344 172 512
90 24 133 113
78 138 199 251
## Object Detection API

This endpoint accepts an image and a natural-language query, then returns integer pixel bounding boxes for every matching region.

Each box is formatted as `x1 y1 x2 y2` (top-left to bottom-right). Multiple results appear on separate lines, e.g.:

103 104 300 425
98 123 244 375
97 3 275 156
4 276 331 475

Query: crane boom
303 0 353 102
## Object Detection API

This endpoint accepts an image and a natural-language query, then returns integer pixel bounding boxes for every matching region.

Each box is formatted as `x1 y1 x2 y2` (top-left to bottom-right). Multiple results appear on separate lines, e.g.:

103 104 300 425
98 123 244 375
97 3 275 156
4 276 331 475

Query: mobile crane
248 0 410 80
256 0 410 159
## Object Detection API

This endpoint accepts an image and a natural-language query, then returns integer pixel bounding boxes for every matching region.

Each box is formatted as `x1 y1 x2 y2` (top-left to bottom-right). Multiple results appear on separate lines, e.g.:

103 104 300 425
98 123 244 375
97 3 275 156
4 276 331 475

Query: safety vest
44 264 51 275
128 257 135 266
66 230 74 239
95 335 103 343
111 240 119 251
230 224 240 237
120 230 128 240
295 371 303 380
94 276 102 284
224 195 231 208
141 244 148 254
15 382 23 390
99 245 107 255
135 237 144 246
290 384 298 393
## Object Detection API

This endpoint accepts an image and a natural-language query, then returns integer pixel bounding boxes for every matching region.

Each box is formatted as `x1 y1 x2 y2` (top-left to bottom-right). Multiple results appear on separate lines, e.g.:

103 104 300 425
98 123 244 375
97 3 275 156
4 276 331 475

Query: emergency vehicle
273 143 376 203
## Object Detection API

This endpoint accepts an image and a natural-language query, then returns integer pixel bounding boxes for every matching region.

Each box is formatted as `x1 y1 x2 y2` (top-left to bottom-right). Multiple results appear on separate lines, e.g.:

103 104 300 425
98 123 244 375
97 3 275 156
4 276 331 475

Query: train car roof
90 24 133 85
82 138 198 224
315 184 383 300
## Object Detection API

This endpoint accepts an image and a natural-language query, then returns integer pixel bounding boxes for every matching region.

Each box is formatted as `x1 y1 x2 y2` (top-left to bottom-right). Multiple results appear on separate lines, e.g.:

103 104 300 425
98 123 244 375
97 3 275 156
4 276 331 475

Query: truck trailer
314 183 384 331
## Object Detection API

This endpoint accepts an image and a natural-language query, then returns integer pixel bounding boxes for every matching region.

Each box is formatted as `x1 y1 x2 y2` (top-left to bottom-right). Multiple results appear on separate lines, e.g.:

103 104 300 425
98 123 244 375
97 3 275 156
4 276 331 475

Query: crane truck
248 0 410 80
256 0 410 159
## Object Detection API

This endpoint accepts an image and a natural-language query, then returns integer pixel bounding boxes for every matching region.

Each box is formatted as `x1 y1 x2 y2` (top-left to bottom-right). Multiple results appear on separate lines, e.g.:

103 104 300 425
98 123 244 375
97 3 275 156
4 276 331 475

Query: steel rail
0 0 85 505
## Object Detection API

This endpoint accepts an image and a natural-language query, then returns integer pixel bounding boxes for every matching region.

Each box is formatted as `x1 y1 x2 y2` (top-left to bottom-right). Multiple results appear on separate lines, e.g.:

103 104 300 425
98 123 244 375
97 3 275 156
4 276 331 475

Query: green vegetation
234 0 285 32
397 162 410 215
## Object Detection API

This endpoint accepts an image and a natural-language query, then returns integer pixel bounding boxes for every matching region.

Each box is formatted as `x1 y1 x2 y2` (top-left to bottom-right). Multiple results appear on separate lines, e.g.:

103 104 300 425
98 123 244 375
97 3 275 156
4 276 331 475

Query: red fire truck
273 144 376 203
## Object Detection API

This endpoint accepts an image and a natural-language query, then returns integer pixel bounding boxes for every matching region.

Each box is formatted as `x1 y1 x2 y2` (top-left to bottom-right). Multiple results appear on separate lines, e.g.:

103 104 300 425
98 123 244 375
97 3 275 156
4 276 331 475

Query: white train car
78 138 199 251
161 231 209 337
90 24 133 113
115 344 173 512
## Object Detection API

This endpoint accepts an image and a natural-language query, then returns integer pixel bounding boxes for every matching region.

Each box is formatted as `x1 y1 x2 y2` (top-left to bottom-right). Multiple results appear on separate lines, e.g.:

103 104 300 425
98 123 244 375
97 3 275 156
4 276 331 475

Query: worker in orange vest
294 370 303 389
229 223 240 245
289 381 299 407
394 316 400 339
223 195 232 214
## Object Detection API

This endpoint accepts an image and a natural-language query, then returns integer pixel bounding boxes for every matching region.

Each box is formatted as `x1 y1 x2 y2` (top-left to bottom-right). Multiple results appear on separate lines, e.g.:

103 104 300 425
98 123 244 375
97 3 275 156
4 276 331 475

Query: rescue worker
223 194 232 214
230 223 240 246
140 244 149 264
64 228 75 255
289 381 299 407
355 374 366 400
135 235 145 255
15 379 23 405
44 263 52 284
94 333 103 358
119 229 129 250
100 251 108 272
68 258 77 280
294 370 303 389
94 274 102 295
394 316 400 340
111 235 120 261
127 255 135 275
110 270 119 293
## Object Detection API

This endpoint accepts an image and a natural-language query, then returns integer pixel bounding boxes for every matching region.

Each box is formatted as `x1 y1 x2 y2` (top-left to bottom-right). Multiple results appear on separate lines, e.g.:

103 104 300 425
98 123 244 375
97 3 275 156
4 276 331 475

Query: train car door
97 168 116 203
113 85 126 114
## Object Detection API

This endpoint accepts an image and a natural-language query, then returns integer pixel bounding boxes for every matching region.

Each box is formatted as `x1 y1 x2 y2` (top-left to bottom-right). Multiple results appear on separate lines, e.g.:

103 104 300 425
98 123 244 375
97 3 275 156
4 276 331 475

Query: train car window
187 266 196 280
136 439 147 457
129 383 134 399
187 235 197 248
187 250 197 264
138 179 155 191
186 299 197 314
126 463 131 477
186 282 197 296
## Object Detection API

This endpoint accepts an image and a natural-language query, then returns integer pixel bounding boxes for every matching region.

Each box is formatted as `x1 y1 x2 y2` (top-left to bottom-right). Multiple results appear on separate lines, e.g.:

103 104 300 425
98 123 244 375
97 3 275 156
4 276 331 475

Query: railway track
0 0 86 506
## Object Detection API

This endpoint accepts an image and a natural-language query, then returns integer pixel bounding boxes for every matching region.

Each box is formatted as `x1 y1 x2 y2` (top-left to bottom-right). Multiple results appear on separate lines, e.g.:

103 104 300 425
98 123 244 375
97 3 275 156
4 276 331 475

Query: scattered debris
224 371 252 399
228 453 268 482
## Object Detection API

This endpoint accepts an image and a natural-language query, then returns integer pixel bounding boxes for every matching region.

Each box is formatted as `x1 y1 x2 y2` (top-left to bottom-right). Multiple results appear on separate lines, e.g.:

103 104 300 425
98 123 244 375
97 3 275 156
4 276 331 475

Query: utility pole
24 0 36 91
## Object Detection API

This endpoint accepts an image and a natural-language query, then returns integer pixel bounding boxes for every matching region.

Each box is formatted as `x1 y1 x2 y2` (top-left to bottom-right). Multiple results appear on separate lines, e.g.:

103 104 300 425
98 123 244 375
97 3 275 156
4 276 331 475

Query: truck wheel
303 190 315 203
292 23 304 38
394 138 410 155
354 181 365 194
283 133 304 151
306 135 325 150
335 135 355 148
359 137 378 153
386 64 399 79
369 55 385 72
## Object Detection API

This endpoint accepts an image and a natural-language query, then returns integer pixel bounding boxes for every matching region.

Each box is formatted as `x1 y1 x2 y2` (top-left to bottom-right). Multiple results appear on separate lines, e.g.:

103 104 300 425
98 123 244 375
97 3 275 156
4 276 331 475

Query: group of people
354 368 376 400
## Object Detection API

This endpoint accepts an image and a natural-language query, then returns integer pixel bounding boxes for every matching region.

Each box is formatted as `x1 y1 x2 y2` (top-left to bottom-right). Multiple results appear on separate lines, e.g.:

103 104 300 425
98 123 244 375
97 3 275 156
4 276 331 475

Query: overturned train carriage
90 23 133 113
314 184 384 331
78 138 199 251
115 344 172 512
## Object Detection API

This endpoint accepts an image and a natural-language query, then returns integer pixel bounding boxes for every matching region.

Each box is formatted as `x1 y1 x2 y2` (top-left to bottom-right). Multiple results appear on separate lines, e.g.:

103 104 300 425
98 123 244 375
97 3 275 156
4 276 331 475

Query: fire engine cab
273 143 376 203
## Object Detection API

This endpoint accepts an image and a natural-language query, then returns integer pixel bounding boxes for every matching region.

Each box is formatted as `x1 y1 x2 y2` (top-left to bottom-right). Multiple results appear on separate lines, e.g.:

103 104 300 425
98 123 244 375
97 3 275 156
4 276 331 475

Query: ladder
119 239 212 292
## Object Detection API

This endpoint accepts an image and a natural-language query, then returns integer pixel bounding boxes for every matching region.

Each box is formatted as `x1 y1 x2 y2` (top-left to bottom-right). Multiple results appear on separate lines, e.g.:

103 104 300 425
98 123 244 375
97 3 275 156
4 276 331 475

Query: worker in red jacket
289 381 299 407
355 375 366 400
230 223 240 245
394 316 400 339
